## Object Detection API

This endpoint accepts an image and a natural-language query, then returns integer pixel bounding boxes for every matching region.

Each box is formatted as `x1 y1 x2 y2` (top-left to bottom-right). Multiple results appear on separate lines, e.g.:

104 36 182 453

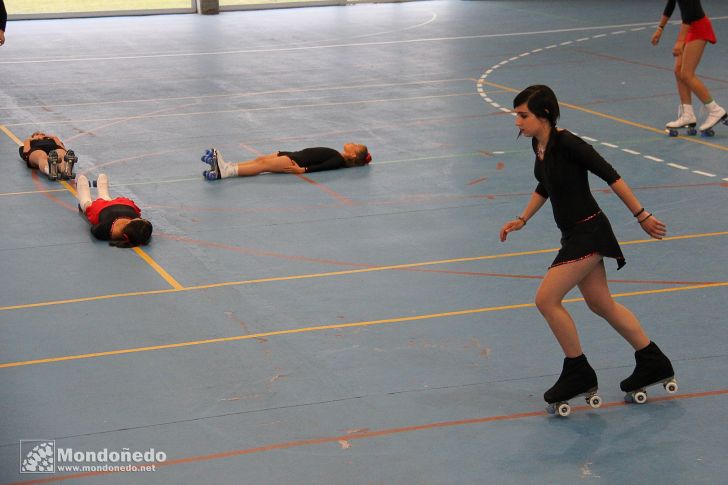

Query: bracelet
638 213 653 224
657 25 665 30
516 216 527 225
633 208 645 217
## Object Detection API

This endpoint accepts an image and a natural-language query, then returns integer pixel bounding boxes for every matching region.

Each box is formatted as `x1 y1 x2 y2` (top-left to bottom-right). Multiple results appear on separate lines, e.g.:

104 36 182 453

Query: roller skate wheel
556 403 571 417
546 404 556 415
687 127 697 136
700 129 715 137
667 129 678 137
624 393 634 404
587 395 602 409
205 170 219 181
664 380 678 393
633 391 648 404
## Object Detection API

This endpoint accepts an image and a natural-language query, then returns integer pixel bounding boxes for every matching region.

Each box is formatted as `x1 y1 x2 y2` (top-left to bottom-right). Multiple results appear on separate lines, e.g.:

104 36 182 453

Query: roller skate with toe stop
665 105 697 137
201 148 221 181
47 150 60 181
698 104 727 137
621 341 677 404
62 150 78 180
544 354 602 417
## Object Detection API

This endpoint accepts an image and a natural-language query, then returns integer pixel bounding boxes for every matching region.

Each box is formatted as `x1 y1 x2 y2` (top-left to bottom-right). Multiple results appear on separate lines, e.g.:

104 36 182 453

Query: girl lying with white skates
75 174 152 248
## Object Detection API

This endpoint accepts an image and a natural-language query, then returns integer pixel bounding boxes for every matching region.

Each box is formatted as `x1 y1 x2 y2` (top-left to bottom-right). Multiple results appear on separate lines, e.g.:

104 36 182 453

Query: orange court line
7 388 728 484
295 173 355 206
2 280 727 369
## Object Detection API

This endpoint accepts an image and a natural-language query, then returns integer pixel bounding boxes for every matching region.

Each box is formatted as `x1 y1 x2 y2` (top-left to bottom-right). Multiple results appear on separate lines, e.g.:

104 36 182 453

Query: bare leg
673 52 692 105
96 174 112 200
535 254 605 358
28 151 50 175
577 259 650 350
680 40 712 103
235 155 299 177
75 174 93 210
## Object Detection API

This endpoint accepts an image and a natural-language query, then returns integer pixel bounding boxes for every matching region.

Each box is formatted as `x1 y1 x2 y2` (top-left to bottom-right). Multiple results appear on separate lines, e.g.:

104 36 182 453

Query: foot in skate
546 388 602 417
47 150 60 181
699 112 727 137
623 377 678 404
665 105 697 137
544 355 601 417
201 148 222 181
62 150 78 180
620 341 676 404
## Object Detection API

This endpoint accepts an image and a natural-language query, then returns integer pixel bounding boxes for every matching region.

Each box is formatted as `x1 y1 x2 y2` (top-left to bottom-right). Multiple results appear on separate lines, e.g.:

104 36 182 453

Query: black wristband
516 216 527 225
633 208 645 218
638 213 653 224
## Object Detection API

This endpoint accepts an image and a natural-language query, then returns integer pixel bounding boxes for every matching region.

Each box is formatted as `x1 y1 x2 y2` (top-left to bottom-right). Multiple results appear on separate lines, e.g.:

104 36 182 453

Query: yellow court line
1 230 726 312
0 125 184 291
2 281 726 369
480 80 728 151
0 124 23 145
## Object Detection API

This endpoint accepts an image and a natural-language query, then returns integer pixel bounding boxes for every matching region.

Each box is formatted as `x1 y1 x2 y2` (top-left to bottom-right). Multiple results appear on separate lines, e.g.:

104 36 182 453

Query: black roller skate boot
62 150 78 180
620 341 677 404
544 354 602 417
47 150 60 181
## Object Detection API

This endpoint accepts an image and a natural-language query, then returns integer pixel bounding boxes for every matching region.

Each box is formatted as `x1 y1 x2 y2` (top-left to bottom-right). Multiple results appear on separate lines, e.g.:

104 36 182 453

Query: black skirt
550 211 626 270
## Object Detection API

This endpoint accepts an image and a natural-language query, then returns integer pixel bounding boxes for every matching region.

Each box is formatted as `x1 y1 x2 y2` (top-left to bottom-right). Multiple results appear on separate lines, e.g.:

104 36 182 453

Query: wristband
657 25 665 30
516 216 527 225
633 208 645 217
638 213 653 224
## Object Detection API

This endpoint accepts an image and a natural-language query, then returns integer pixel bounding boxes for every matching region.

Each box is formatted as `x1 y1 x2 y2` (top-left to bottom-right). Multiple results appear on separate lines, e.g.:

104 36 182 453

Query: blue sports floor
1 1 727 483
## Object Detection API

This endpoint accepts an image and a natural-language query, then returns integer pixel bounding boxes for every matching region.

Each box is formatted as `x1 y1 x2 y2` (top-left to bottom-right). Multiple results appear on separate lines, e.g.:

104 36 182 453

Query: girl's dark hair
345 145 372 167
110 219 153 248
513 85 560 128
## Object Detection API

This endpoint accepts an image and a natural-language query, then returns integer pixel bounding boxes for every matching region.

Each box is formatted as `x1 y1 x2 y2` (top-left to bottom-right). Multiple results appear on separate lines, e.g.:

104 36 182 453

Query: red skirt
686 16 717 44
84 197 141 225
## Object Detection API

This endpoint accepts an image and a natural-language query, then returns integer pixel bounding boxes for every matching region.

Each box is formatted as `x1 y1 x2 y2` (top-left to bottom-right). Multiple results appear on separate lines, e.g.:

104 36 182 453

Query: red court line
8 388 728 484
295 173 355 206
466 176 488 186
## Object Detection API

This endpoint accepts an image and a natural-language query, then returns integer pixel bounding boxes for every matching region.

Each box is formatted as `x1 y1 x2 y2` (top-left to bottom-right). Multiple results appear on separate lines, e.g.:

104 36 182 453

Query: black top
91 205 140 240
533 130 621 230
664 0 706 24
1 0 6 32
277 147 345 173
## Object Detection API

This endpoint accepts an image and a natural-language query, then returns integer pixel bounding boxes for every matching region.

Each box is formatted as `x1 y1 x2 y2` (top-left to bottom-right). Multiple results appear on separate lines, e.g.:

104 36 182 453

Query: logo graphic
20 440 55 473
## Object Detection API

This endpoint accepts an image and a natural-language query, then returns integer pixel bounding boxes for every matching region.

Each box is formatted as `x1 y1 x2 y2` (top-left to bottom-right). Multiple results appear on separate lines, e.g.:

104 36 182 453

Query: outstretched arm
610 178 666 239
499 191 547 242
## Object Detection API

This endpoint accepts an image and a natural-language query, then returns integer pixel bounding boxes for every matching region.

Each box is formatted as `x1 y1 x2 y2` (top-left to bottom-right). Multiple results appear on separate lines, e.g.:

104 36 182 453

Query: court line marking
2 279 726 369
1 20 708 65
1 92 478 128
0 126 184 291
1 231 726 313
5 389 728 484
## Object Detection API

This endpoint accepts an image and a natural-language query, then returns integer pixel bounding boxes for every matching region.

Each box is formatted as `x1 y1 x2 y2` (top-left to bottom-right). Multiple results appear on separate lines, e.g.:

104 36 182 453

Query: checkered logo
20 440 55 473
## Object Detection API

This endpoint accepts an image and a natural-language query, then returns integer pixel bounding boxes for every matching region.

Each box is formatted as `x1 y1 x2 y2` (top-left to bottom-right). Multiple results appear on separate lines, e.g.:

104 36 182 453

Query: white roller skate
698 103 728 137
62 150 78 180
665 104 697 137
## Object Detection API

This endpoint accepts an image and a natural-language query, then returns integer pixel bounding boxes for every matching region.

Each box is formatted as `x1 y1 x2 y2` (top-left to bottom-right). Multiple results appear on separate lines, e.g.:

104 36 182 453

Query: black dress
534 130 626 270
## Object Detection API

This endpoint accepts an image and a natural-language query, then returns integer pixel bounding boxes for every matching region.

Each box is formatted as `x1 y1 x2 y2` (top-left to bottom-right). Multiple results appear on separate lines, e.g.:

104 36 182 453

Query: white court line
644 155 663 162
600 142 619 148
621 149 641 155
668 163 689 170
2 21 690 65
693 171 716 177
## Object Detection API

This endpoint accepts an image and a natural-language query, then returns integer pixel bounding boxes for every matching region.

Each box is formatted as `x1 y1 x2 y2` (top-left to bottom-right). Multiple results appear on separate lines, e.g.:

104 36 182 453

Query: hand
651 29 662 46
672 41 684 57
639 213 667 240
499 219 525 242
282 162 305 174
0 30 5 46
